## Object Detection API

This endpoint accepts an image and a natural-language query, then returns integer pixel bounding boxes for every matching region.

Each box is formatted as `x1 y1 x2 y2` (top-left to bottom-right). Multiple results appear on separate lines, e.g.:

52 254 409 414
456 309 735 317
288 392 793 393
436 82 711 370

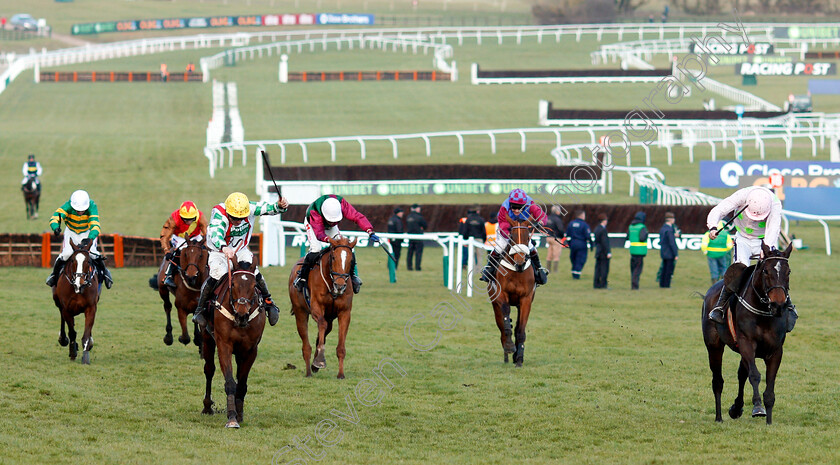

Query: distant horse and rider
21 154 42 220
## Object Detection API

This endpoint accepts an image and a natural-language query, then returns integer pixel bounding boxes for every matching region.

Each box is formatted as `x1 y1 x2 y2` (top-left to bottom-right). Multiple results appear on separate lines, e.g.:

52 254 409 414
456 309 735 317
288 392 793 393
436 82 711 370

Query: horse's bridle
321 244 354 299
63 250 96 294
172 242 208 292
739 255 790 316
504 224 532 271
218 270 261 326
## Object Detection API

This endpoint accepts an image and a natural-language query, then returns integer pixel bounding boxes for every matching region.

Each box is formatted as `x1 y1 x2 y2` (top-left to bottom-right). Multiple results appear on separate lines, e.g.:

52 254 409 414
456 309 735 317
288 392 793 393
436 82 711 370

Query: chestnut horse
199 261 266 428
22 176 39 220
52 240 100 365
150 237 208 349
487 217 536 367
288 236 357 379
702 242 794 424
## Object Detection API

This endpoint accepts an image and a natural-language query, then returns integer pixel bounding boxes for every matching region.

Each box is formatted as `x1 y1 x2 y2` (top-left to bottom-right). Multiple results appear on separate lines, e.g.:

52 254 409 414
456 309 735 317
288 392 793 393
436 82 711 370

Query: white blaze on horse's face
74 253 85 292
340 250 347 271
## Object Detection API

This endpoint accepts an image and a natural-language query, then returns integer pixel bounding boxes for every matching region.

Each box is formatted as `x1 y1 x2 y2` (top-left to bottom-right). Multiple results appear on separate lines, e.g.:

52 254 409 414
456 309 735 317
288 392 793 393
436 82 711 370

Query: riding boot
480 251 502 282
93 256 113 289
294 252 319 292
351 254 362 294
163 262 177 289
193 277 218 326
45 258 67 287
530 250 548 285
709 286 733 324
255 273 279 326
784 296 798 332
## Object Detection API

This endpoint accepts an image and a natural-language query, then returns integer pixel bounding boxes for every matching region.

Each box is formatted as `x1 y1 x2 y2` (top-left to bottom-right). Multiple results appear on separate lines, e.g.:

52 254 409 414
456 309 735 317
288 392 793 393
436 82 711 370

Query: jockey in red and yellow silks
159 201 209 289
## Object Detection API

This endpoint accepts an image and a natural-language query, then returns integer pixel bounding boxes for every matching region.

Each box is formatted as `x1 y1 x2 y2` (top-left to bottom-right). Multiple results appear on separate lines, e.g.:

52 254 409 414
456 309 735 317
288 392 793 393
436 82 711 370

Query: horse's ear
783 241 794 258
248 261 257 272
327 237 338 247
349 237 357 248
761 241 771 257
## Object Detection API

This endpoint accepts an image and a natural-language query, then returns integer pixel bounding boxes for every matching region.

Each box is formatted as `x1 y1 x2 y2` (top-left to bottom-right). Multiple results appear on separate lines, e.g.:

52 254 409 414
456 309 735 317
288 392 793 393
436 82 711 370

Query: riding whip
260 150 282 198
719 204 748 233
377 239 398 265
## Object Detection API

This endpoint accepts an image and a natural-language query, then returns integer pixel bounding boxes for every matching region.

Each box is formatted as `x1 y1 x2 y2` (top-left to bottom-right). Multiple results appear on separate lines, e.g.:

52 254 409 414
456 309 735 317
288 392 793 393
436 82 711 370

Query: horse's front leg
293 307 313 377
763 348 784 425
160 275 174 345
66 314 78 361
513 297 534 367
738 342 765 417
312 307 328 372
58 316 68 347
335 310 351 379
201 332 216 414
706 343 725 422
234 347 259 424
80 305 97 365
176 305 191 345
217 342 239 428
491 298 514 363
729 359 748 419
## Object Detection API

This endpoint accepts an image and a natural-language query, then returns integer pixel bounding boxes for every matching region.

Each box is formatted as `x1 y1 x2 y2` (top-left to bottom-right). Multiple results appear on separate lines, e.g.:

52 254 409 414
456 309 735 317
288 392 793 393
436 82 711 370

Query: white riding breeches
305 219 340 254
58 230 99 260
208 247 257 280
734 233 762 266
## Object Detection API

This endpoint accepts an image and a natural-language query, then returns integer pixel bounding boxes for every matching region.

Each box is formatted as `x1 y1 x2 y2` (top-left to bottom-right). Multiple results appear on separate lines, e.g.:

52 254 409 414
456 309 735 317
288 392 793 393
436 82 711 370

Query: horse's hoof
305 372 312 378
337 373 345 380
311 364 320 373
504 342 515 354
81 351 90 365
515 361 523 368
729 405 743 419
69 342 78 360
504 353 509 363
225 420 240 428
715 417 723 423
163 334 173 346
202 407 214 415
751 406 767 417
178 334 190 345
58 335 69 347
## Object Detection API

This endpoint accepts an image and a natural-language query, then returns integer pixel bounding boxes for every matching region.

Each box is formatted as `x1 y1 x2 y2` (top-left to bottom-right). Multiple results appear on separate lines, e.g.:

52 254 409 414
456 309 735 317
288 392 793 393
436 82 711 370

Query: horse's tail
690 290 706 300
148 275 159 290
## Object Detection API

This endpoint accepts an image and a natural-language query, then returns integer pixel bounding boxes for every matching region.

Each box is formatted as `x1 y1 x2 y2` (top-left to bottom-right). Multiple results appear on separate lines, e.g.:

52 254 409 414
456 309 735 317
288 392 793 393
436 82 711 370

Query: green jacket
628 223 648 256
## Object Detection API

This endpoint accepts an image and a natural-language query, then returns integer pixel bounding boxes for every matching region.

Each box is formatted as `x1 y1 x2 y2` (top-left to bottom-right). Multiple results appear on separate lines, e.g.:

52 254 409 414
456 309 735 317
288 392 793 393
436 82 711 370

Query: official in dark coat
564 210 592 279
459 206 486 267
406 204 428 271
387 208 405 269
592 213 611 289
658 212 679 288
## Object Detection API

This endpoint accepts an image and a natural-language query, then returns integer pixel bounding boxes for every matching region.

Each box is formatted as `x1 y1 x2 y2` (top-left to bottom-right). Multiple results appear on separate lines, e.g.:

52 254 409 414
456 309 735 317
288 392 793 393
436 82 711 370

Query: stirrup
294 276 307 291
193 309 208 326
46 274 58 287
708 306 725 323
479 266 493 282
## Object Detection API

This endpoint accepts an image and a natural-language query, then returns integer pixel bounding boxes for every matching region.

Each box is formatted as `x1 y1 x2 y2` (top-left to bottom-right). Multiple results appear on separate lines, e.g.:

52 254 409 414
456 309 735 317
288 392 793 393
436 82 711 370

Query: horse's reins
217 269 262 324
170 242 208 292
320 244 354 299
737 256 790 317
62 249 97 291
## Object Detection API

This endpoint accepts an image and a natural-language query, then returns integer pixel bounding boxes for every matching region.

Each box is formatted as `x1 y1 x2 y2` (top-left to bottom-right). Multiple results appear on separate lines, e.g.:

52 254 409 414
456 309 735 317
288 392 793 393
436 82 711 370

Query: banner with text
700 161 840 188
71 13 373 34
736 62 835 76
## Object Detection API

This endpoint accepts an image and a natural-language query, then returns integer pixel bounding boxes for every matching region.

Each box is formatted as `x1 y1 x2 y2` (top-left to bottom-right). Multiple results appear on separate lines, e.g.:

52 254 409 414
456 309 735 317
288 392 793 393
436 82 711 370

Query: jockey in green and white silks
45 190 112 289
706 186 795 330
193 192 289 327
22 154 42 192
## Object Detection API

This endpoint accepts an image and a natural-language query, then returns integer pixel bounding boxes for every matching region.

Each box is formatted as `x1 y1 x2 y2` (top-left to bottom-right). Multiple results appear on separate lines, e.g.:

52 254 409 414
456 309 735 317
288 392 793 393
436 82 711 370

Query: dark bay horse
150 238 208 349
52 241 100 365
702 242 794 424
288 236 357 379
22 176 39 220
487 217 536 367
199 261 266 428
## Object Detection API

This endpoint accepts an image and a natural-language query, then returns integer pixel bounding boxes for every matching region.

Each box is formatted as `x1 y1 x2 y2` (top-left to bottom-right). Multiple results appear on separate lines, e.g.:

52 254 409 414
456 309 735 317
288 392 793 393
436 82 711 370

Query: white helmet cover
745 187 773 221
70 190 90 211
321 197 343 223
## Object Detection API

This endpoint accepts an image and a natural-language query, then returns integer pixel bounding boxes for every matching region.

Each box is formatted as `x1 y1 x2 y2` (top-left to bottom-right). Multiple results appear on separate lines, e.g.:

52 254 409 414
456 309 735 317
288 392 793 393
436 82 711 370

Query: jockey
706 186 795 325
21 154 42 193
294 194 378 294
159 201 209 289
193 192 288 327
479 188 549 285
46 190 113 289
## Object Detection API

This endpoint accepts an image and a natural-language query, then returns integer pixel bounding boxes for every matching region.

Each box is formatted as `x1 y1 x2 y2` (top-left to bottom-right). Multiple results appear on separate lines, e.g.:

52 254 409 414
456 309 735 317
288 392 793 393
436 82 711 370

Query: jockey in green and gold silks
46 190 112 289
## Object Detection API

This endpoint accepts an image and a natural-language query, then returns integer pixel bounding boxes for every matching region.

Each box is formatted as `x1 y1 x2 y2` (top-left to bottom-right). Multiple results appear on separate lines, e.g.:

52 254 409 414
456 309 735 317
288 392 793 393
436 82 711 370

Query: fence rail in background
37 71 203 82
286 70 450 82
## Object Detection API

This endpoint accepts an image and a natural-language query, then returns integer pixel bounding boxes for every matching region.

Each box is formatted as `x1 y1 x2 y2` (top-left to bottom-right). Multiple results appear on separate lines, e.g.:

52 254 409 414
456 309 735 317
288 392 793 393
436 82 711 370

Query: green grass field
2 3 840 463
2 244 840 464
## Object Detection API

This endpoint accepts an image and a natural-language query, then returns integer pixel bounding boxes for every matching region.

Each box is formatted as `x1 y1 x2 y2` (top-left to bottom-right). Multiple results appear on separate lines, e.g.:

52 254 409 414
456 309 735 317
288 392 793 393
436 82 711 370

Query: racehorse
52 240 100 365
702 242 794 424
288 236 357 379
486 216 537 367
149 237 208 350
22 176 39 220
199 261 266 428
